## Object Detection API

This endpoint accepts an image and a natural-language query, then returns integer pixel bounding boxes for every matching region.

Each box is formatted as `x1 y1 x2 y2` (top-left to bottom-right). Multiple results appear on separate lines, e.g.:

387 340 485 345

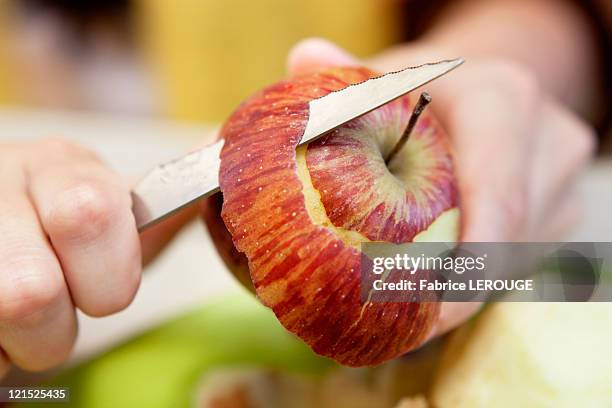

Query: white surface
0 108 610 364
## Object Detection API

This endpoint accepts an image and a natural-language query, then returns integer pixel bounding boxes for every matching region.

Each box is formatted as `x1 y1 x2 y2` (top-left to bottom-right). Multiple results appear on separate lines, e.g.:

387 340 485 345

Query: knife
132 58 464 231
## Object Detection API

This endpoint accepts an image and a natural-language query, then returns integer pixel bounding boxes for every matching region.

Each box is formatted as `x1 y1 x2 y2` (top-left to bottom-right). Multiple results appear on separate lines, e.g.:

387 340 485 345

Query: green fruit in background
17 291 334 408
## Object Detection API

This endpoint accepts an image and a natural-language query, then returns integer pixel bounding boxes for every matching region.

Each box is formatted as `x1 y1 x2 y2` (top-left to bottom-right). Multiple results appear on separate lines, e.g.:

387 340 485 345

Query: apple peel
216 67 459 366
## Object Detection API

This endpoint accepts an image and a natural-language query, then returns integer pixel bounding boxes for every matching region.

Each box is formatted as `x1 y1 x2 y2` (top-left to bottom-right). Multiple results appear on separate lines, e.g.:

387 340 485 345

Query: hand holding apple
205 38 595 367
286 37 596 337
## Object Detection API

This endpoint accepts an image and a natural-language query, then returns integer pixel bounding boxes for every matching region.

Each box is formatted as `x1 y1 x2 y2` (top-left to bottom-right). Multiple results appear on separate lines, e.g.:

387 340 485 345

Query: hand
287 38 596 335
0 138 142 378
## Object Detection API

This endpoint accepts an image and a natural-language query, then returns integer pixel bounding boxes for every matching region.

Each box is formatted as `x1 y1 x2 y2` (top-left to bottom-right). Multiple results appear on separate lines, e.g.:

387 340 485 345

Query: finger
27 139 142 317
0 291 76 371
535 192 582 241
447 75 539 241
529 101 595 227
287 37 358 76
0 154 77 371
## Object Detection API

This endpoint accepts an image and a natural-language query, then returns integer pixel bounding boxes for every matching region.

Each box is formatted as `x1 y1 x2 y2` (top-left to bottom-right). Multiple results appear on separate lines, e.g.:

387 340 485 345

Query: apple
431 303 612 407
202 193 253 291
204 66 460 366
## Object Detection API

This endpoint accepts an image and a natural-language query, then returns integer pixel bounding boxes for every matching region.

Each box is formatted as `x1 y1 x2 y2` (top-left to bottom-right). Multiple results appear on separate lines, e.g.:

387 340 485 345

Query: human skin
0 138 195 378
0 0 598 378
285 0 599 337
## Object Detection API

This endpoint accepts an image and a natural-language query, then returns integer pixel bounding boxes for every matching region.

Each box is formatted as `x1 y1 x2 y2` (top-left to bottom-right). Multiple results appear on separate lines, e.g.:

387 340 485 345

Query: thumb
287 38 359 76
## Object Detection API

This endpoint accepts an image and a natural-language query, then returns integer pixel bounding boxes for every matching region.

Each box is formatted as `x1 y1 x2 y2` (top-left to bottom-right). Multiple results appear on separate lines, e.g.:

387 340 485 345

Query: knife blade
132 58 464 231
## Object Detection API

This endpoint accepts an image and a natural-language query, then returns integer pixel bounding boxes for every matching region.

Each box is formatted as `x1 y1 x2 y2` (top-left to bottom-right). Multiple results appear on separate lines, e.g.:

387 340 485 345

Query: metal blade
132 58 463 231
132 139 223 231
301 58 464 144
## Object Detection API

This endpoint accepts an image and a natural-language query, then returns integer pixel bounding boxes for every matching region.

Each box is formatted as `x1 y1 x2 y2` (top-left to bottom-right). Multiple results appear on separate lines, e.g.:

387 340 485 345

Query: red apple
203 66 459 366
202 193 253 291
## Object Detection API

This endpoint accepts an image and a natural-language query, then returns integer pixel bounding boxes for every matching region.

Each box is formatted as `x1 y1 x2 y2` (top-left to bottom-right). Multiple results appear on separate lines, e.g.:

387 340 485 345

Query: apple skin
202 193 253 291
206 66 459 366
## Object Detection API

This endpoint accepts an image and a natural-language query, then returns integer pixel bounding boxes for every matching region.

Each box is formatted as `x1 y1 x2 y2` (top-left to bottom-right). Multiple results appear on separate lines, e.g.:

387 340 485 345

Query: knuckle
46 180 122 241
0 263 64 321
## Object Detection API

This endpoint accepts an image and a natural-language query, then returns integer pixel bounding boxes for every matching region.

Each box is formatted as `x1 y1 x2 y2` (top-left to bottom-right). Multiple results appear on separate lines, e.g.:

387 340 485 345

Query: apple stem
385 92 432 165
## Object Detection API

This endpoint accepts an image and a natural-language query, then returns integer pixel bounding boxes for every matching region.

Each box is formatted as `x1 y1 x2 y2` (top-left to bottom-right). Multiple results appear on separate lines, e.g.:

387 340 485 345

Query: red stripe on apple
204 67 459 366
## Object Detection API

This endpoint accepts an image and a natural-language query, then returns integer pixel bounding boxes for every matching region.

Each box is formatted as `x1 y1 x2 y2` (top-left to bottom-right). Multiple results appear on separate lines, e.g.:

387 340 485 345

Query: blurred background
0 0 407 122
0 0 608 135
0 1 608 135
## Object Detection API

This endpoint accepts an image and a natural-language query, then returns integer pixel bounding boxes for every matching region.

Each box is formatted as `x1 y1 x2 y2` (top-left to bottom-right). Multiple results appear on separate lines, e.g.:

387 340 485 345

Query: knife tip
449 57 465 67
